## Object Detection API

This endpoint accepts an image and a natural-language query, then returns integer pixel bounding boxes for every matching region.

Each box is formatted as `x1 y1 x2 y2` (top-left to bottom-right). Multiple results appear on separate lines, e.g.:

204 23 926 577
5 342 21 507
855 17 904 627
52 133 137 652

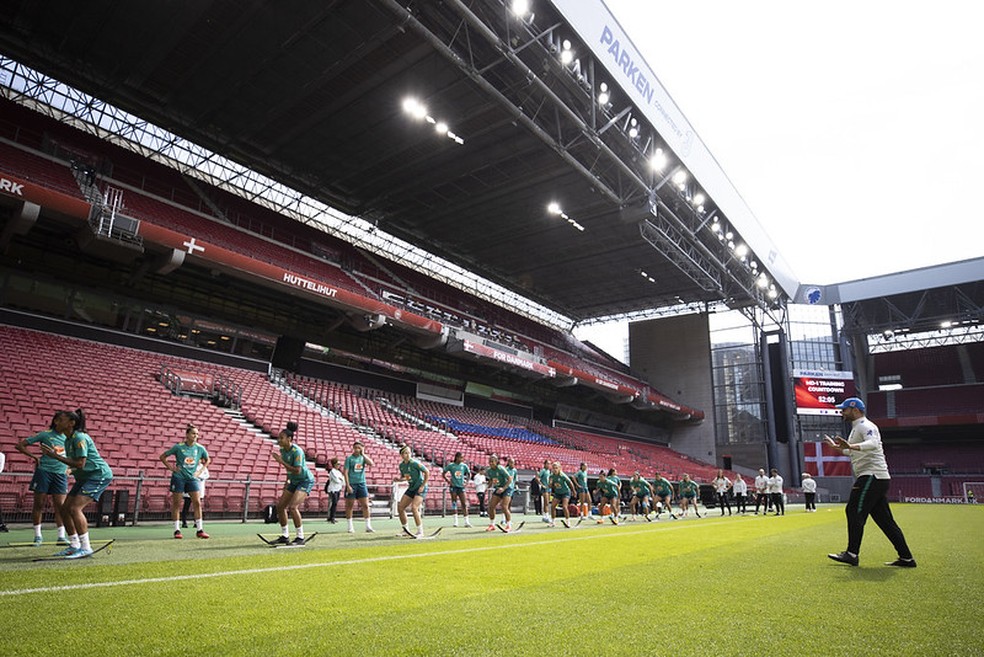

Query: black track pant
716 493 731 515
754 493 770 512
805 492 816 510
770 492 784 515
845 475 912 559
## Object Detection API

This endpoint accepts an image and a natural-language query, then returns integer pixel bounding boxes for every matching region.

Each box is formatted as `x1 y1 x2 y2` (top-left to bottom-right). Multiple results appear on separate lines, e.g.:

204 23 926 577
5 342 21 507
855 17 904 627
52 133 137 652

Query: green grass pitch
1 504 981 657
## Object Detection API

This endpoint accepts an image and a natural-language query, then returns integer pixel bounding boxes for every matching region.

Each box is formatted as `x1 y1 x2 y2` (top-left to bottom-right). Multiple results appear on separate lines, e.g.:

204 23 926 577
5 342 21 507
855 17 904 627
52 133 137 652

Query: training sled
32 539 115 562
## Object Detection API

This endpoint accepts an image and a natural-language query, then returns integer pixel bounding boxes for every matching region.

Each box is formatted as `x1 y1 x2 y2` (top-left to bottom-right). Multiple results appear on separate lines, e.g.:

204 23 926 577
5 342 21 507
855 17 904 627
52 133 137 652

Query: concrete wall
629 314 716 462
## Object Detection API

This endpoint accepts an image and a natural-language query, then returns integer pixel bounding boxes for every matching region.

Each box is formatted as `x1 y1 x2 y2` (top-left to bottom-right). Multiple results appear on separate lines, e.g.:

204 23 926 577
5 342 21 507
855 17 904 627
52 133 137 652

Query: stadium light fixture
757 273 769 288
628 117 639 139
734 243 748 258
711 219 721 233
598 82 610 106
435 121 448 134
649 148 668 171
767 285 778 300
560 40 574 65
547 201 562 215
672 170 687 186
511 0 530 17
402 97 428 120
693 193 705 207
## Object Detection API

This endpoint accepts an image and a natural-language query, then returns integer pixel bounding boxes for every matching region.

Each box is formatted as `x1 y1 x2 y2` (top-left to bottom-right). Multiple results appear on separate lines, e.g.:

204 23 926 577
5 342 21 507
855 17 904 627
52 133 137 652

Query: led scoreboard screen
792 369 857 416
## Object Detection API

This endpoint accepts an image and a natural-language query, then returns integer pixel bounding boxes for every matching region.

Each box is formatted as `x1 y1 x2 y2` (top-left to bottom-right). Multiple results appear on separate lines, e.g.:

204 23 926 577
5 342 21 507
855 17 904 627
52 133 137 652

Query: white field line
1 523 693 598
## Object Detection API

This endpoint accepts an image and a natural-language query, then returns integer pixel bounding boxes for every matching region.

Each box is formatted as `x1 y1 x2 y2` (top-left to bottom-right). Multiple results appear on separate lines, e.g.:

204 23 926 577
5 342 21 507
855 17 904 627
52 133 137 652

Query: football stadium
0 2 982 656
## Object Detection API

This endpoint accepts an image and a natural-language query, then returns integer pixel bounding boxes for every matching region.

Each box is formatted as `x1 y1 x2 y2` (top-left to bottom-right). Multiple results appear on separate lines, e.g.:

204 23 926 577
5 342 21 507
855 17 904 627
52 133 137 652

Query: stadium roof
0 0 792 324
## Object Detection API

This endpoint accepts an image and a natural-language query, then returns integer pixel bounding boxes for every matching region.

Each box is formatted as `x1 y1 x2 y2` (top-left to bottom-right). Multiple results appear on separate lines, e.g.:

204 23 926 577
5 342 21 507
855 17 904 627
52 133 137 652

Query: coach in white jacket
824 397 916 568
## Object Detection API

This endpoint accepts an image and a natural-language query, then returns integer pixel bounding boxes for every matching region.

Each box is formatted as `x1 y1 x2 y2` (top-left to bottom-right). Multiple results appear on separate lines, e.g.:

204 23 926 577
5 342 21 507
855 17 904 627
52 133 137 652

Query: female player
548 461 576 527
651 471 678 520
344 440 375 533
271 421 315 545
41 409 112 559
628 471 655 520
732 473 748 514
160 423 211 539
595 471 620 524
678 473 702 518
395 446 429 537
484 454 514 532
442 452 472 528
575 462 590 519
15 413 70 546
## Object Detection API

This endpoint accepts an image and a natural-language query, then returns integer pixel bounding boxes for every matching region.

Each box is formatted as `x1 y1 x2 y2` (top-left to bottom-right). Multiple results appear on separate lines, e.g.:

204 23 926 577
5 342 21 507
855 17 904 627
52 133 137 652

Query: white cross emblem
182 238 205 255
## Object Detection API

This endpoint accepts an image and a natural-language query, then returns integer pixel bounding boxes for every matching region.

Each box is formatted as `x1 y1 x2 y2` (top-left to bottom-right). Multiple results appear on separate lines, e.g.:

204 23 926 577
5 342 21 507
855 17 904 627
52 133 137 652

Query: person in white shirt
801 472 818 512
732 474 748 514
767 469 784 516
324 458 345 523
472 469 488 517
824 397 915 567
712 470 732 516
753 468 770 514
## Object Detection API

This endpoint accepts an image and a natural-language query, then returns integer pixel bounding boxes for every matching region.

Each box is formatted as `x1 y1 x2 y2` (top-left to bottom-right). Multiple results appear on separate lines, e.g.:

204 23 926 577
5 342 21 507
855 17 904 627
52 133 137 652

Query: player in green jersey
628 472 655 520
607 468 624 519
271 421 315 545
595 471 620 524
537 459 552 523
395 446 430 537
344 441 375 533
442 452 472 528
484 454 514 531
651 471 678 520
575 462 590 519
16 412 70 546
548 461 576 527
41 409 113 559
678 473 702 518
160 423 211 539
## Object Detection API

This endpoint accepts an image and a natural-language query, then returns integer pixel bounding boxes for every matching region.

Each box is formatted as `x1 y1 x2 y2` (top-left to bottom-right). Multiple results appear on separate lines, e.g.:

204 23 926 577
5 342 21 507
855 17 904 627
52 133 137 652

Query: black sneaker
885 557 917 568
271 536 290 545
827 551 859 566
290 536 306 546
0 524 8 533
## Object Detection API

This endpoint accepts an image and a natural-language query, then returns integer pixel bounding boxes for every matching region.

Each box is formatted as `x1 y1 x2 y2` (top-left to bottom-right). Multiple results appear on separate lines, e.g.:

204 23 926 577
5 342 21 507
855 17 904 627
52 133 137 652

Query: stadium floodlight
628 118 639 139
725 230 734 240
435 121 448 134
598 82 610 106
511 0 530 17
547 201 562 215
734 243 748 258
757 273 769 288
560 40 574 65
649 148 668 171
767 285 779 300
711 219 721 233
941 320 953 328
750 260 758 270
402 97 427 120
672 170 687 186
693 193 705 206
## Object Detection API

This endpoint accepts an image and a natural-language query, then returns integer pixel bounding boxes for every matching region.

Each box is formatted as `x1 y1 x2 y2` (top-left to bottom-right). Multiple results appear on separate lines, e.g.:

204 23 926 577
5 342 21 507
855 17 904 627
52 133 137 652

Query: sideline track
0 523 683 598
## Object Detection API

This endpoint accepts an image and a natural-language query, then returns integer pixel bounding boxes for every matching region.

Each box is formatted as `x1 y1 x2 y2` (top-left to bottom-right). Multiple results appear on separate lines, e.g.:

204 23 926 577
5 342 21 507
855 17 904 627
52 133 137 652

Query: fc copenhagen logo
805 287 823 305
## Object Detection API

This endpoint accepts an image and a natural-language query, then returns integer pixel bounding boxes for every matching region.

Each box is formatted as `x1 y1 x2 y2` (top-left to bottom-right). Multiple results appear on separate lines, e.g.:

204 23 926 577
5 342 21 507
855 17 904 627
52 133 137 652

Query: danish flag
803 441 853 477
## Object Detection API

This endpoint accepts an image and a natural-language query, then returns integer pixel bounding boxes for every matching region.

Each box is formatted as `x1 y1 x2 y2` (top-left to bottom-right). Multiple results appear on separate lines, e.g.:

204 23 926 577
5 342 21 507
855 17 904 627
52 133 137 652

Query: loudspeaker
271 335 305 371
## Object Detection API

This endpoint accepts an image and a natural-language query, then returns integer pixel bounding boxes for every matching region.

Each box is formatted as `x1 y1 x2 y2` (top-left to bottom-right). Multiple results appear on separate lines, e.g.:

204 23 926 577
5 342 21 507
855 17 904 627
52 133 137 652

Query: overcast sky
604 0 984 286
577 0 984 356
